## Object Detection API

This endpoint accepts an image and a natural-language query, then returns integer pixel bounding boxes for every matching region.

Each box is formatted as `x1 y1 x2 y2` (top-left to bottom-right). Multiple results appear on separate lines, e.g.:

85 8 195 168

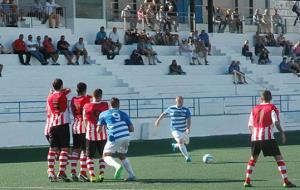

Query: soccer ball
202 154 215 164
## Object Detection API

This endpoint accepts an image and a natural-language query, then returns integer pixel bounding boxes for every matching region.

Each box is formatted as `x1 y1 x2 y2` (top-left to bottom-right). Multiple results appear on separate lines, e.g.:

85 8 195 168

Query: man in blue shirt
155 96 192 162
198 30 211 55
95 26 107 45
97 97 136 181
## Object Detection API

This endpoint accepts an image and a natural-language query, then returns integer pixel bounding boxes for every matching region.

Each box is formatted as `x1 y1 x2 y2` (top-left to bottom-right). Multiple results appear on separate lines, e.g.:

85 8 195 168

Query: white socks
103 156 121 169
178 144 189 159
122 158 135 177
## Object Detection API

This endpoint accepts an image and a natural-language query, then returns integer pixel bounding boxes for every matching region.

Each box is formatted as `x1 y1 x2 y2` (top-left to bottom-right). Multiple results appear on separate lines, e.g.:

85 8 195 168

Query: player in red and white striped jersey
83 88 108 182
46 78 71 182
69 82 92 182
243 90 296 188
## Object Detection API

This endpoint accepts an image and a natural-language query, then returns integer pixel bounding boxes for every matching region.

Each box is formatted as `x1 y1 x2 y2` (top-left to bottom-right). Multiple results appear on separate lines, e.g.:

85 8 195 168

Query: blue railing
1 94 300 122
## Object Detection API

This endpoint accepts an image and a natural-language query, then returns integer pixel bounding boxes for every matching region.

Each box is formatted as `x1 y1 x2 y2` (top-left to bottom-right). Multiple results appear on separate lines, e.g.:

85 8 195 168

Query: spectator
265 32 277 46
258 47 271 65
124 29 133 45
253 9 262 33
153 29 163 45
121 5 134 30
194 40 208 65
292 41 300 57
57 35 74 65
166 5 178 32
145 37 161 64
145 4 156 31
108 27 122 54
282 40 293 57
162 29 179 46
223 9 232 32
288 58 300 76
214 7 226 33
36 35 46 58
169 60 185 75
198 30 211 55
26 34 48 65
254 40 265 56
101 38 116 60
31 0 44 20
45 0 60 28
95 26 107 45
157 5 168 31
0 63 2 77
228 60 247 84
43 36 59 65
12 34 31 65
137 5 145 29
137 37 154 65
261 9 271 33
1 0 17 27
242 40 253 63
72 37 89 65
125 49 144 65
0 41 12 54
179 39 196 65
277 33 286 46
292 2 300 26
272 9 284 34
231 9 242 33
279 57 294 74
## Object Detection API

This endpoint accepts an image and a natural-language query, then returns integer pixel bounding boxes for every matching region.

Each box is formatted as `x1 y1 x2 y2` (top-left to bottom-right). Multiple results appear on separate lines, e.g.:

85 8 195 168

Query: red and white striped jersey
83 101 109 141
248 103 279 141
71 95 92 134
44 104 51 136
47 89 71 127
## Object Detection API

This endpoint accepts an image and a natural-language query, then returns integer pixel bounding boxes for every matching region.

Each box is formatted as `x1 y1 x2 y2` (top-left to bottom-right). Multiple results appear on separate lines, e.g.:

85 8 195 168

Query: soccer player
83 89 108 182
244 90 296 188
46 78 71 182
98 97 136 181
155 96 192 162
69 82 92 182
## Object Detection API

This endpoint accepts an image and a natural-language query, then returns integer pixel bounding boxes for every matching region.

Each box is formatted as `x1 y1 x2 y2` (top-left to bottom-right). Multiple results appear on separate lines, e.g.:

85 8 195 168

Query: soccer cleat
243 182 252 187
124 176 136 182
90 176 97 183
79 174 89 182
186 157 192 163
71 174 79 182
171 143 176 152
114 165 124 179
283 181 296 188
58 173 71 182
48 174 58 182
97 175 104 183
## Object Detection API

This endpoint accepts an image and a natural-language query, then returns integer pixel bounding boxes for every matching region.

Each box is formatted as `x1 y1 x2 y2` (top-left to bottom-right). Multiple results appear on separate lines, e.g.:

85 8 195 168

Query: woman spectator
258 47 271 64
242 40 254 63
137 5 145 29
43 36 59 65
228 60 247 84
169 60 185 75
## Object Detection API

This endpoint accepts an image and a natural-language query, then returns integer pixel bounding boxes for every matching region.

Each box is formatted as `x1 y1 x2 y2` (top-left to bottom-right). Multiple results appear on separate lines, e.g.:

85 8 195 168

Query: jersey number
112 112 121 122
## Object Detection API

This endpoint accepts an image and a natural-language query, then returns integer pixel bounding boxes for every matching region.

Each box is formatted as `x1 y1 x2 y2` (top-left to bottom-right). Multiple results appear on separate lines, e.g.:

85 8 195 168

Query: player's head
261 90 272 103
93 88 103 101
76 82 87 95
110 97 120 109
52 78 63 91
175 96 183 107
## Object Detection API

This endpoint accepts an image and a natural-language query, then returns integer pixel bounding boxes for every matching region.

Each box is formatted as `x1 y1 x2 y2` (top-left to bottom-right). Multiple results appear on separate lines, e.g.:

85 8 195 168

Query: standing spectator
228 60 247 84
157 5 168 31
31 0 44 20
198 30 211 55
43 36 60 65
137 5 145 29
167 5 178 32
95 26 107 45
45 0 60 28
242 40 254 63
109 27 122 54
261 9 271 33
26 34 48 65
253 9 262 33
292 2 300 26
145 4 156 31
57 35 74 65
223 9 232 32
272 9 284 34
121 5 134 30
214 7 226 33
194 40 208 65
12 34 31 65
73 37 89 65
0 64 3 77
179 39 196 65
168 60 186 75
231 9 242 33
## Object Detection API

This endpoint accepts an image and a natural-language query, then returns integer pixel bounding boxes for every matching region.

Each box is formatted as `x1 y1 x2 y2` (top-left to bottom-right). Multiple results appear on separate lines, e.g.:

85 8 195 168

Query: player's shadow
137 178 266 184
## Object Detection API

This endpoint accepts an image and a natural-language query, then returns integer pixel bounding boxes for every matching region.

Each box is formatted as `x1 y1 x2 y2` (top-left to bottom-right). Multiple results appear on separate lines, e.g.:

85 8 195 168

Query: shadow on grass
136 178 264 184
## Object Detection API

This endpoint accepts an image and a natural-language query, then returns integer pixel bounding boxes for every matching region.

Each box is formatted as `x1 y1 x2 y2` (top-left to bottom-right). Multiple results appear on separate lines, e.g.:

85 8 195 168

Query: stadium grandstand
0 0 299 189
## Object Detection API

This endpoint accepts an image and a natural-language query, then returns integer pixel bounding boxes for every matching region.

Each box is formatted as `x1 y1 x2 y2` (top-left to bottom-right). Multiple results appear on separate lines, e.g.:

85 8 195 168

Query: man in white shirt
109 27 122 54
26 34 48 65
45 0 60 28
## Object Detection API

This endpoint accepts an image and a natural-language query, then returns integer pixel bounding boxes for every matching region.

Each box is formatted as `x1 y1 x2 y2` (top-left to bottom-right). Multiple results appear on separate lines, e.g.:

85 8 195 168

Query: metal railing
1 95 300 123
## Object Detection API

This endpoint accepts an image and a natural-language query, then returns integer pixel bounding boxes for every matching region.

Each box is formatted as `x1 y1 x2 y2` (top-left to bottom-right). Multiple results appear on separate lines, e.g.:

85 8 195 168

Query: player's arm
155 112 167 127
248 111 253 134
272 110 286 144
82 109 87 129
96 112 105 133
186 117 191 134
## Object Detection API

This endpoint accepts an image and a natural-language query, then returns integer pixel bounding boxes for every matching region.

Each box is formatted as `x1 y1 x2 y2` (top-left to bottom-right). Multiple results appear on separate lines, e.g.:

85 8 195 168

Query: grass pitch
0 132 299 190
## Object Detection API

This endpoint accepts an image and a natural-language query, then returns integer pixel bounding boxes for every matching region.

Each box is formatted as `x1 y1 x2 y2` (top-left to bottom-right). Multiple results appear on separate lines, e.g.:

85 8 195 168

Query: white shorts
171 130 190 144
103 139 130 154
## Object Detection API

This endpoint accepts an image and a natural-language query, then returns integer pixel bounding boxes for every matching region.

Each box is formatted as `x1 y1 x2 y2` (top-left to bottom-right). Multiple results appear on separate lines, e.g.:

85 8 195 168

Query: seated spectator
26 34 48 65
101 38 116 60
279 57 293 74
277 33 286 46
0 41 12 54
45 0 60 28
153 29 164 45
282 40 293 57
292 41 300 57
242 40 254 62
228 60 247 84
43 36 59 65
137 37 155 65
95 26 107 45
72 37 89 65
288 58 300 76
12 34 31 65
0 63 3 77
145 37 161 64
57 35 74 65
36 35 44 53
272 9 284 34
254 40 265 56
169 60 185 75
108 27 122 54
125 50 144 65
194 40 208 65
198 30 211 55
162 29 179 46
265 32 277 46
258 47 271 64
179 39 197 65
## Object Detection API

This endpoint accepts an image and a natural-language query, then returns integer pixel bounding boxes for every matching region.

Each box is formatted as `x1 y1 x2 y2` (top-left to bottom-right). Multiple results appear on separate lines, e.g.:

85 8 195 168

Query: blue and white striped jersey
98 108 132 142
164 105 191 132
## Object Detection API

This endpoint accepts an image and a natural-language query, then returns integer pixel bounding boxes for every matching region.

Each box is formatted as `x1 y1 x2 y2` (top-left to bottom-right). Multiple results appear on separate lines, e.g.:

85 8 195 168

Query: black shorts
45 135 50 143
251 139 281 157
49 124 70 148
73 133 86 150
86 140 107 158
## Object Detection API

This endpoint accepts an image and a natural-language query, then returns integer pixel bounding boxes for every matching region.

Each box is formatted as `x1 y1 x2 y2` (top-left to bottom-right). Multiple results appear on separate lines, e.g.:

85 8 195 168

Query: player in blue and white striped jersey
155 96 192 162
97 97 136 181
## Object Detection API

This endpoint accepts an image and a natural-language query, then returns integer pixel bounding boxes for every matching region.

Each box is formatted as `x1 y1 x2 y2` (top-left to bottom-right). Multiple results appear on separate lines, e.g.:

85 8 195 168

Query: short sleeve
186 108 191 118
97 112 106 126
271 110 279 124
248 111 253 126
163 107 170 115
122 112 133 126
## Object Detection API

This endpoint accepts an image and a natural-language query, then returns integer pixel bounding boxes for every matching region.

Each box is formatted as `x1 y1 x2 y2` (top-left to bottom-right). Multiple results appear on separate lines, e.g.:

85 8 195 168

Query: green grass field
0 132 299 190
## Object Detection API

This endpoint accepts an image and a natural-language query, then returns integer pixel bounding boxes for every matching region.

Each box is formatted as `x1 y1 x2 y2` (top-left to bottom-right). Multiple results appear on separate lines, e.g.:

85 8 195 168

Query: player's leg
103 141 123 179
98 140 107 182
86 140 97 182
244 141 261 187
47 126 59 182
79 135 88 181
57 124 71 182
117 140 136 181
172 131 191 162
69 134 81 181
274 155 296 187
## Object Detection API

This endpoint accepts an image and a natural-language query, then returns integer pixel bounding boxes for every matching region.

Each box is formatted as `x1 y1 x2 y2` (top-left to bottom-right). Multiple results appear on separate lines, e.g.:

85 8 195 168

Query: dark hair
52 78 63 91
110 97 120 108
93 88 103 99
76 82 87 94
171 60 177 64
261 90 272 102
